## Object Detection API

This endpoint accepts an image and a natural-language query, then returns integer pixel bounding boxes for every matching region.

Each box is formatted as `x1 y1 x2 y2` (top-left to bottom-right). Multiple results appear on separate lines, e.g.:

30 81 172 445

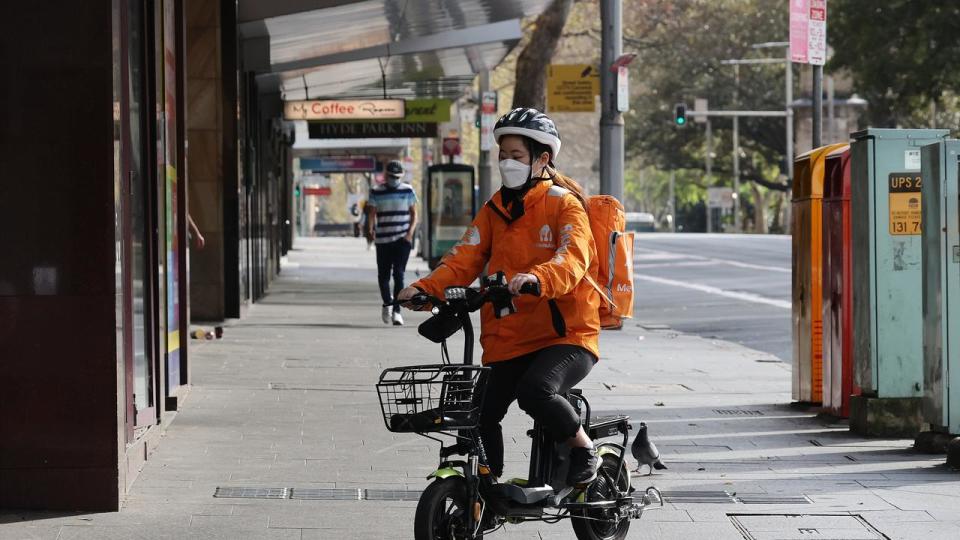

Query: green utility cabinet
850 128 949 437
920 140 960 435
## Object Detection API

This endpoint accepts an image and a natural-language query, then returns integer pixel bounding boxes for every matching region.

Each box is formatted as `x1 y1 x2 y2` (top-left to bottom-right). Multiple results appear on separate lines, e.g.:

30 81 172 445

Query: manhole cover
662 490 736 504
729 514 886 540
214 487 289 499
290 488 362 500
714 409 765 416
736 495 811 505
364 489 422 501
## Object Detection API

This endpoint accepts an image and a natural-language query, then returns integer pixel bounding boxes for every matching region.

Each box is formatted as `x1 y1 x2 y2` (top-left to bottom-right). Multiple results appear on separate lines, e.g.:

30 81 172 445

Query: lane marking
634 274 791 310
634 248 791 274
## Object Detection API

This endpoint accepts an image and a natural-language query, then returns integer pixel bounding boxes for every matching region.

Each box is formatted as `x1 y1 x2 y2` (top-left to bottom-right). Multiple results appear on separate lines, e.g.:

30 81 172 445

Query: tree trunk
512 0 574 110
751 182 768 233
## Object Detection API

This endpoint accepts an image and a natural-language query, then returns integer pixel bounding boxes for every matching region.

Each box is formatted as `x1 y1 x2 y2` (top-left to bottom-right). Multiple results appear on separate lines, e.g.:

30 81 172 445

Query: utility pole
668 169 676 233
812 64 823 148
705 118 713 233
732 64 740 233
827 75 835 143
477 70 493 203
599 0 624 201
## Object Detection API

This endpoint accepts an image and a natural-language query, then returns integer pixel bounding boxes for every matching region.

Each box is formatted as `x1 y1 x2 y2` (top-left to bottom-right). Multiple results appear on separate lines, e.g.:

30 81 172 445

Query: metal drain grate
730 514 887 540
365 489 423 501
290 488 362 500
661 490 736 504
713 409 765 416
214 487 289 499
735 494 811 505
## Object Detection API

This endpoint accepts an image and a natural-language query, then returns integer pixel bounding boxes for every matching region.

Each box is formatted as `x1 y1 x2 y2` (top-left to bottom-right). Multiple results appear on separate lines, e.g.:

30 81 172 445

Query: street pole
669 169 676 233
477 70 493 204
599 0 624 201
732 64 740 233
785 49 794 233
705 118 713 234
827 75 835 143
812 65 823 148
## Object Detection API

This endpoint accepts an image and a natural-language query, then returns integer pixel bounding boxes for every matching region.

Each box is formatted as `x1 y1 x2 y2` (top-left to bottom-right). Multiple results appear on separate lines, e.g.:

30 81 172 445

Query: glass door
120 0 156 436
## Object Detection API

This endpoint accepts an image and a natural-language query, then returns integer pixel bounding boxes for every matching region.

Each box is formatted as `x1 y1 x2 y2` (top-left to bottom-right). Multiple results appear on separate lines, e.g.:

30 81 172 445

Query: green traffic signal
674 103 687 127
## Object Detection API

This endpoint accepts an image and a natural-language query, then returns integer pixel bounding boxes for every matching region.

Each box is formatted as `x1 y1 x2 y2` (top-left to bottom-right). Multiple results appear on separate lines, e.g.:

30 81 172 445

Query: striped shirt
368 183 418 244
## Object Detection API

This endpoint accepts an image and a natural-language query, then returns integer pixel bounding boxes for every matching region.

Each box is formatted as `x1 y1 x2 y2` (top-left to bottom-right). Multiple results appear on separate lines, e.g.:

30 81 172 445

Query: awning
240 0 549 100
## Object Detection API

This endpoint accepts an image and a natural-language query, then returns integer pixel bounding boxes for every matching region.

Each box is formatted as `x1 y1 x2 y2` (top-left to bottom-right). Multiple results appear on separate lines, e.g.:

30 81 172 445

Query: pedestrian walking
367 160 418 326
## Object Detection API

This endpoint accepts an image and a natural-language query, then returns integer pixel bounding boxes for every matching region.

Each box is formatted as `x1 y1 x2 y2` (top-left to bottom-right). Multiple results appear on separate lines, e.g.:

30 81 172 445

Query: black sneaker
567 446 599 485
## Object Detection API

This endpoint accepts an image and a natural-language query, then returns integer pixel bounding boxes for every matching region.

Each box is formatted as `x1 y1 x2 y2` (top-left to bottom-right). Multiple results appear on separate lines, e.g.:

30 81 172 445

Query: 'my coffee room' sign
284 98 450 139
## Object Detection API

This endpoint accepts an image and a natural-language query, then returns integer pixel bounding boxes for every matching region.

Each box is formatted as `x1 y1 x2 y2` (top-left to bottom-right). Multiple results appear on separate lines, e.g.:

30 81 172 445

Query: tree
620 0 791 231
512 0 574 109
830 1 960 127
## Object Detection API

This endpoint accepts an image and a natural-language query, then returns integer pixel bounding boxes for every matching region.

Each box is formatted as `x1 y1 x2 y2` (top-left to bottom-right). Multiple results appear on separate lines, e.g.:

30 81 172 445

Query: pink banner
790 0 810 63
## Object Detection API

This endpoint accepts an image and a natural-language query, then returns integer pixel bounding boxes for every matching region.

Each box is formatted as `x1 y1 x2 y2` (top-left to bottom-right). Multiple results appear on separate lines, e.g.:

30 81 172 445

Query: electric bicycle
376 272 662 540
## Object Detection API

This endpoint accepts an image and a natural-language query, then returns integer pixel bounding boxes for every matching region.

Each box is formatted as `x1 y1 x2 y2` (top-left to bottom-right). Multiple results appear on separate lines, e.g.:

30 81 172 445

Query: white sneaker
392 311 404 326
382 306 392 324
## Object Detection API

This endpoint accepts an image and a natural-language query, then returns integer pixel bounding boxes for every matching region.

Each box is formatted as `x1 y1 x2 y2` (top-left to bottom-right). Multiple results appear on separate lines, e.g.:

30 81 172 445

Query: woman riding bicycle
398 107 602 486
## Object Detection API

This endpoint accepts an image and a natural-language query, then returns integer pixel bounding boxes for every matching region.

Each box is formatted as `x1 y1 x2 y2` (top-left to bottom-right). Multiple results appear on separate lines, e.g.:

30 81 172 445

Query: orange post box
821 145 858 417
792 143 848 404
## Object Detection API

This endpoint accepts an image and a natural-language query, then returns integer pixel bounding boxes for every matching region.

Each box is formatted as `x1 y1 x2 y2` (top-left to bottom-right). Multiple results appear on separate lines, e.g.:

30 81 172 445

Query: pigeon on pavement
631 422 667 475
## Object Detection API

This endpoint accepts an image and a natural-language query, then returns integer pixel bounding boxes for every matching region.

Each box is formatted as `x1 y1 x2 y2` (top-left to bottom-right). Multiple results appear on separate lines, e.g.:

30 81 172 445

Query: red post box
821 145 859 417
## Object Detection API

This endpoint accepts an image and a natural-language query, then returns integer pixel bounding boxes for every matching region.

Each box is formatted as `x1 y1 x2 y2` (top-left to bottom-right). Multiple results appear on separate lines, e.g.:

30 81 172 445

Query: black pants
479 344 597 477
375 239 412 312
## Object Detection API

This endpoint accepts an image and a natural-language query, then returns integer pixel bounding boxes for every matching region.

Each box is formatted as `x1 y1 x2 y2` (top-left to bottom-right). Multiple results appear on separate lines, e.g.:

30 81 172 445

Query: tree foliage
621 0 790 231
830 0 960 127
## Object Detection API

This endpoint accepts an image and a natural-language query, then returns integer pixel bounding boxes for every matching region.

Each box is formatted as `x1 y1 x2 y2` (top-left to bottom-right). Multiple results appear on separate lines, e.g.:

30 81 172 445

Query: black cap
386 160 404 178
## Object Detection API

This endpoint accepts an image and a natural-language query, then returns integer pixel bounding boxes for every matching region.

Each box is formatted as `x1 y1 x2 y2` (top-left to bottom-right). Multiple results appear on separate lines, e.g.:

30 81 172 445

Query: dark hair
523 138 588 211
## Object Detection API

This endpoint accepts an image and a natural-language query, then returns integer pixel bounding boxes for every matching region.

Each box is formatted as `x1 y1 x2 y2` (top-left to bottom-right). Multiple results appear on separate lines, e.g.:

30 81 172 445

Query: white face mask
499 159 531 189
386 176 401 188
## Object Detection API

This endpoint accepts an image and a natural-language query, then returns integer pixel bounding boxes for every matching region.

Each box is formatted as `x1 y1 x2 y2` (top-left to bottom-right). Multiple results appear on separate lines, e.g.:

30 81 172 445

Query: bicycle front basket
376 364 489 433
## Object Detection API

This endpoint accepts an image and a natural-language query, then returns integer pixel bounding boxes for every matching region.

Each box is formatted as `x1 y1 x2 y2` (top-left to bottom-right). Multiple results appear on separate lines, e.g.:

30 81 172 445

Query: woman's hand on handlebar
397 286 431 310
508 273 540 296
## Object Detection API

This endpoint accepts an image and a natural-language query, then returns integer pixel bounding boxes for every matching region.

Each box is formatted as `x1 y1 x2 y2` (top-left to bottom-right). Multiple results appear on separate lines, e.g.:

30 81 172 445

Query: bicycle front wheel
414 477 479 540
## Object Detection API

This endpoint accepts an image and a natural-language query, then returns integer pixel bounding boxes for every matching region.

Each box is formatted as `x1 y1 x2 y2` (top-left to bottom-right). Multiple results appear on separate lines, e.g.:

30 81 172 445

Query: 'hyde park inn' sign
302 98 449 139
308 122 438 139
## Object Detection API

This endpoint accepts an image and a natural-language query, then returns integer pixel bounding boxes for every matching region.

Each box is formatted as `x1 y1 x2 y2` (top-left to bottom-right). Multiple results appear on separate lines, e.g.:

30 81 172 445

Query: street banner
790 0 827 65
480 92 497 151
299 156 376 173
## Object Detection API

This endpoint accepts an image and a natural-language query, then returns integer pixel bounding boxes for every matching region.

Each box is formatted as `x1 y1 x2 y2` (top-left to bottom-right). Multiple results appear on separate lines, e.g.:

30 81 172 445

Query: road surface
631 233 792 362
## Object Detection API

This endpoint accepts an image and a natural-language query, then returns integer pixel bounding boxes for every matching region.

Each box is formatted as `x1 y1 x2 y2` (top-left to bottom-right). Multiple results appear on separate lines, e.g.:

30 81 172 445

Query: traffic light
674 103 687 127
295 183 301 197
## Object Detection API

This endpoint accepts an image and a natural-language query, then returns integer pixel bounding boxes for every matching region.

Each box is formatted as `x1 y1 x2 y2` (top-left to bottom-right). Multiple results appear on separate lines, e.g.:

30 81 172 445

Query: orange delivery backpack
586 195 635 329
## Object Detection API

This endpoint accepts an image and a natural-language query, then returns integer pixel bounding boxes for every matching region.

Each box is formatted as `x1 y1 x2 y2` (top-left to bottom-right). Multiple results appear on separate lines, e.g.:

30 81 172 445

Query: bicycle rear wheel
571 454 630 540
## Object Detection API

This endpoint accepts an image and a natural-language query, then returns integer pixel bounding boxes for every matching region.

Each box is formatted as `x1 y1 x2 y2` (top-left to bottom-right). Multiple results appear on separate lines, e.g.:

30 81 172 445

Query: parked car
625 212 656 232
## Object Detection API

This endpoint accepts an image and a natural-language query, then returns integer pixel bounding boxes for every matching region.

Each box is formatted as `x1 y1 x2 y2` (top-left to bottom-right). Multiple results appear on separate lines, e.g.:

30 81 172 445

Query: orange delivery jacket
412 179 601 365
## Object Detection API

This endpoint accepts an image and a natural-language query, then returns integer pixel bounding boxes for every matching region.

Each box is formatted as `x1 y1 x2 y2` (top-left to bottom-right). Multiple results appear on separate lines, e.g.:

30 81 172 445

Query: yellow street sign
888 172 922 235
546 64 599 113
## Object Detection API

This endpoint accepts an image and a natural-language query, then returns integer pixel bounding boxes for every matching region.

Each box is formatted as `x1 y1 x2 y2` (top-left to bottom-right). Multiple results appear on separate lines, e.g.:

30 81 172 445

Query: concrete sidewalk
3 237 959 540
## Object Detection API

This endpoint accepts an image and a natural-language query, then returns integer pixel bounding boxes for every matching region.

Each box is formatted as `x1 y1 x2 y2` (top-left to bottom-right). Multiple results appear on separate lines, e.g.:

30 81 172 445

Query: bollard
849 128 949 437
792 143 848 404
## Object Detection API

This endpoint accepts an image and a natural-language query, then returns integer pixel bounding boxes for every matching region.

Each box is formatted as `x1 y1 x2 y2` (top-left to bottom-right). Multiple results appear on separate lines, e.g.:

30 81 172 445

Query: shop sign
284 99 405 120
308 122 438 139
303 186 332 196
546 64 600 113
299 156 376 173
298 98 451 123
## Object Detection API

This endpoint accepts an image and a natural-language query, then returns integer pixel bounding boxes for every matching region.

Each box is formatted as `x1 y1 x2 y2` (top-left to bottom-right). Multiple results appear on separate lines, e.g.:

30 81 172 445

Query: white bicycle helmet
493 107 561 158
